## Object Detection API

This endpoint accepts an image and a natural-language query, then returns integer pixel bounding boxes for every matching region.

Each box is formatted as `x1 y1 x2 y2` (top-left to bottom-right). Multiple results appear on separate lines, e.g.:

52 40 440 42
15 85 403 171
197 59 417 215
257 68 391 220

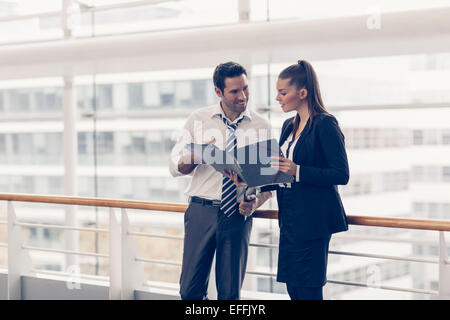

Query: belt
189 196 221 207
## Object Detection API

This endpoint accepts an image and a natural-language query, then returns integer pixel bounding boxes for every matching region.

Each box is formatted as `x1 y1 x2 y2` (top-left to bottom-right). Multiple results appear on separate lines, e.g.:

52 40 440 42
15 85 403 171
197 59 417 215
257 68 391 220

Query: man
169 62 272 300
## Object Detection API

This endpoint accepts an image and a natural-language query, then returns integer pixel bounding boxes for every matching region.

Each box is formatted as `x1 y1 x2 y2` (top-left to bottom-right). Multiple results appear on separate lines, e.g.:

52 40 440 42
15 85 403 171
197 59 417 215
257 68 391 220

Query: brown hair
278 60 328 134
213 61 247 93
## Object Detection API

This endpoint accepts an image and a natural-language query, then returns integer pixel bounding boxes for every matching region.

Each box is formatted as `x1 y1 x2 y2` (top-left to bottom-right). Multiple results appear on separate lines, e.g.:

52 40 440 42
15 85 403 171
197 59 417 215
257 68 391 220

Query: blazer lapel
279 120 294 147
291 117 313 158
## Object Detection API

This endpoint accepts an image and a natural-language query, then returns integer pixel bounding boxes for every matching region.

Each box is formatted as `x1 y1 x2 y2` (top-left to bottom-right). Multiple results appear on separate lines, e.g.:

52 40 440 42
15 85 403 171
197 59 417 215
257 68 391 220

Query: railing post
438 231 450 299
7 202 32 300
121 209 145 300
207 253 217 300
63 74 79 270
109 208 122 300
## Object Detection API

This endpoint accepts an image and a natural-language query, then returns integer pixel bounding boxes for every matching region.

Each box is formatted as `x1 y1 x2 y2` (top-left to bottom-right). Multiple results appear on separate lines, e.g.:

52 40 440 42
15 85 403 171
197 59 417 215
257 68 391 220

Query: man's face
216 74 249 115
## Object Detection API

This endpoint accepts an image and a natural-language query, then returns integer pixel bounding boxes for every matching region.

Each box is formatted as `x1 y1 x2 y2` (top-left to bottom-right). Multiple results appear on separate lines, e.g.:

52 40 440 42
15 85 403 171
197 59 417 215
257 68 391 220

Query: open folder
185 138 294 188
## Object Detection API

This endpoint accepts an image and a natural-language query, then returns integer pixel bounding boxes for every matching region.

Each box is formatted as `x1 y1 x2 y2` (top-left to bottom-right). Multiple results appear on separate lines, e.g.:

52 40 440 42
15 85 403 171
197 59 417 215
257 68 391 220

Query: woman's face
276 78 307 113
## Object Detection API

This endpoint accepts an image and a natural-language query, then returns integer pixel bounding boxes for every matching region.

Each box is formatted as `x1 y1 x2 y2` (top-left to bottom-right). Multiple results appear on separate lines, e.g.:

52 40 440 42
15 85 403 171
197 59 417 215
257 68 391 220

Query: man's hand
224 170 247 187
238 195 257 217
178 137 216 174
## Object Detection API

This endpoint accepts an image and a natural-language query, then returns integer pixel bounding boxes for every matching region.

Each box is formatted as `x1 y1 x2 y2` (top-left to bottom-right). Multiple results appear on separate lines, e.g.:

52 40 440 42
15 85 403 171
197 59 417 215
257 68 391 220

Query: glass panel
72 0 239 37
0 15 62 44
3 1 61 15
259 0 450 21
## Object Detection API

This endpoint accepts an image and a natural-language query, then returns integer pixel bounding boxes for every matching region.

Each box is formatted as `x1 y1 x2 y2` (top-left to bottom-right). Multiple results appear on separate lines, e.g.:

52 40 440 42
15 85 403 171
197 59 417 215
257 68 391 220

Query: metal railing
0 193 449 300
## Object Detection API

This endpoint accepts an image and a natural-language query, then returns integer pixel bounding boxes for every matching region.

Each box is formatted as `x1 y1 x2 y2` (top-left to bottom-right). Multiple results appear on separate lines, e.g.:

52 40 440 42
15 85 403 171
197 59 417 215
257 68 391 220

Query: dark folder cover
185 139 294 188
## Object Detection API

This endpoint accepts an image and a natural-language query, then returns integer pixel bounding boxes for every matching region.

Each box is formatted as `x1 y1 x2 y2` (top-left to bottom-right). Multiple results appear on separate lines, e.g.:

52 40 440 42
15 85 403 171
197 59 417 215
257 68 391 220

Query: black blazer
262 113 349 240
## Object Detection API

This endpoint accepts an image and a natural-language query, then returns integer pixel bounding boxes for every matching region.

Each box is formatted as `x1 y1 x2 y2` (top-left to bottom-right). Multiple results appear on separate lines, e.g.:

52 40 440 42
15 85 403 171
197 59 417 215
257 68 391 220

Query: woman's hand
271 156 297 176
224 170 247 187
239 195 257 216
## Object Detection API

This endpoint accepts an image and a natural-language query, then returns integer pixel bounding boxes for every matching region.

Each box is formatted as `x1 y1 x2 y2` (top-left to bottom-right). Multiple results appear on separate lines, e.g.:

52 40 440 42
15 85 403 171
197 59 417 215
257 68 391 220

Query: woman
268 60 349 300
226 60 349 299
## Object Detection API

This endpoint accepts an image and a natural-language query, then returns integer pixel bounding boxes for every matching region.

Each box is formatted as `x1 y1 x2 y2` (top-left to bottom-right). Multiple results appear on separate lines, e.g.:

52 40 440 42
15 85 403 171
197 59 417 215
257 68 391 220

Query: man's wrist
178 160 197 174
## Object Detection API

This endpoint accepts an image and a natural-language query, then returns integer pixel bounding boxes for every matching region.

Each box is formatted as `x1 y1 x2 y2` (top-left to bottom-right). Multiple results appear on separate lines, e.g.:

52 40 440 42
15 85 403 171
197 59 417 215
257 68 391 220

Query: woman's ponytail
300 60 326 118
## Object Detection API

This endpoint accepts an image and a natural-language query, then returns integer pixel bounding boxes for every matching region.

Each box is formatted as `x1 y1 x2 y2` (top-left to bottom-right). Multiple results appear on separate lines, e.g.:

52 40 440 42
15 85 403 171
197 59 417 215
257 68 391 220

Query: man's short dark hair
213 62 247 93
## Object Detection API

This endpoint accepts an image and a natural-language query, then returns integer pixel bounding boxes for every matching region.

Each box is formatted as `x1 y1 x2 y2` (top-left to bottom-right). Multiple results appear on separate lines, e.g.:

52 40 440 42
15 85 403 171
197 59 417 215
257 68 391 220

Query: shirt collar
211 102 252 123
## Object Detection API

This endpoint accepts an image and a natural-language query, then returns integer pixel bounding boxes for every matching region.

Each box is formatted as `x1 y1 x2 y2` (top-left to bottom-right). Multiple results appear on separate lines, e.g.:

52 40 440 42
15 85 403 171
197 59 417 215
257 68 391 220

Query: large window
251 0 450 21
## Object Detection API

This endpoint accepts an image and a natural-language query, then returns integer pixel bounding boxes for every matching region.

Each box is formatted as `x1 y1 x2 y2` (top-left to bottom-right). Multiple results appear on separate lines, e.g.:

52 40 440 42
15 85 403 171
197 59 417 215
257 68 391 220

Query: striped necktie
219 114 244 217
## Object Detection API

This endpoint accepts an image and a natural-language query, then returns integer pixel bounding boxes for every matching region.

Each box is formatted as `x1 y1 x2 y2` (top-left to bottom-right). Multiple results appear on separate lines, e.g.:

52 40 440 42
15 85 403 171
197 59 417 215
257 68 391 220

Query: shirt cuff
169 154 183 177
296 165 300 182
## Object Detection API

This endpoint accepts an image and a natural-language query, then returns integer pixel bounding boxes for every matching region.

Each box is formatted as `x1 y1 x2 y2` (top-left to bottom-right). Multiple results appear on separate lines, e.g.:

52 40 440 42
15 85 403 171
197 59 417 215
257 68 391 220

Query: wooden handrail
1 193 450 232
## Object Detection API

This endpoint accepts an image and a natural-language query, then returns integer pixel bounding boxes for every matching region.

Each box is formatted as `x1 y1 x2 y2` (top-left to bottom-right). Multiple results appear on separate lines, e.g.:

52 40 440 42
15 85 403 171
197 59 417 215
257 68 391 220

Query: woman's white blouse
279 133 301 185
